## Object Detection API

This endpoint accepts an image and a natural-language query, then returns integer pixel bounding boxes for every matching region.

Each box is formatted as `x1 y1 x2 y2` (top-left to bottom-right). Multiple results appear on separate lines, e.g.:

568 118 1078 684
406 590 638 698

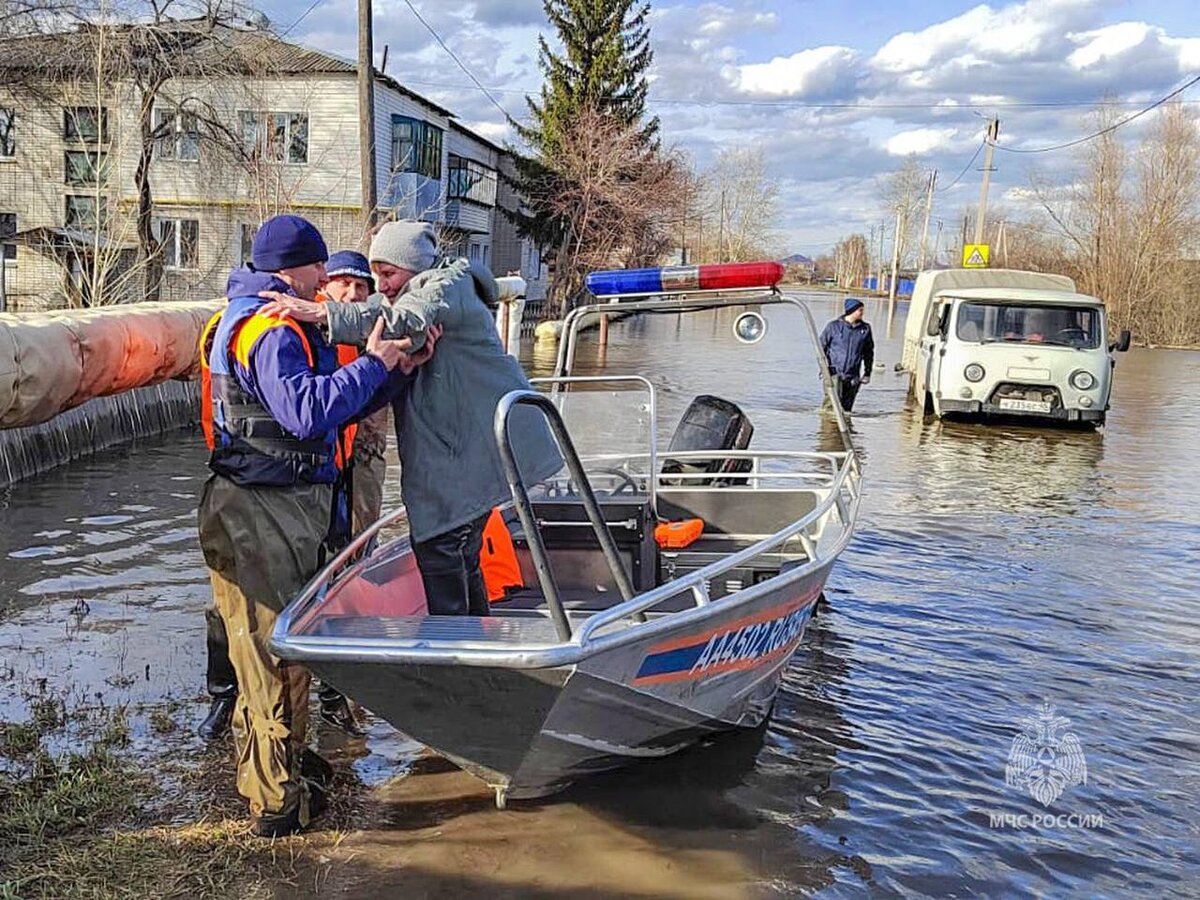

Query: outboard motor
662 395 753 486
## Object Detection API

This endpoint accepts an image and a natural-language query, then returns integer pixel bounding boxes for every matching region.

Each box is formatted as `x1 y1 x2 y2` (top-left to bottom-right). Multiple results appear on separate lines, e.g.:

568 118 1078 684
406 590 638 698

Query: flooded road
2 293 1198 896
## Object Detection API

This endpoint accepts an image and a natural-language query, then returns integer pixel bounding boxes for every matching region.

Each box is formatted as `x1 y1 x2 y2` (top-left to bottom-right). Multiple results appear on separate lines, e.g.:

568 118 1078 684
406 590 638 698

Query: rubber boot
197 694 236 741
317 685 363 736
253 782 327 838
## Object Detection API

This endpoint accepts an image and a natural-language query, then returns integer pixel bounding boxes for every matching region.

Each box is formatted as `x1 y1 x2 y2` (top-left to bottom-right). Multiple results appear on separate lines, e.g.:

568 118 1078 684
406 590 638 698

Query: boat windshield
536 383 655 494
956 302 1102 349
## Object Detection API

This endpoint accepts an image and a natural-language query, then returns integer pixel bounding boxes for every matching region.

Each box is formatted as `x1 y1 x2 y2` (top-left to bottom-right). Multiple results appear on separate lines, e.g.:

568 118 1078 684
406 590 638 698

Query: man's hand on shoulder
398 324 442 375
259 291 327 324
365 318 415 371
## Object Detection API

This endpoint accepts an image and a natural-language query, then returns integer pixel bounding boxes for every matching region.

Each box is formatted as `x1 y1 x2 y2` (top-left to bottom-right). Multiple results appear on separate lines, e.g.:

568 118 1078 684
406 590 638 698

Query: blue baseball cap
326 250 375 291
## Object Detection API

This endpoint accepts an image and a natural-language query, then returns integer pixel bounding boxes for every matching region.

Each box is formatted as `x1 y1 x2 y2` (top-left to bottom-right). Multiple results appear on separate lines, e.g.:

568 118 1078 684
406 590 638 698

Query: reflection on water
2 295 1199 896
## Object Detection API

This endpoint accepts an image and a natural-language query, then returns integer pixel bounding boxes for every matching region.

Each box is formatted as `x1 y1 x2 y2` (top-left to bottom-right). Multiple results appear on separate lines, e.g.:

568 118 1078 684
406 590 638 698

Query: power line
399 0 513 120
936 141 985 193
279 0 324 36
994 73 1200 154
390 78 1200 111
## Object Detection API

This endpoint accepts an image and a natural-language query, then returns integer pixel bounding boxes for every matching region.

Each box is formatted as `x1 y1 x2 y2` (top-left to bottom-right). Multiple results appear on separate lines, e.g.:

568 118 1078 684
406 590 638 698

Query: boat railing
572 447 859 646
495 389 645 641
495 386 861 647
552 290 853 447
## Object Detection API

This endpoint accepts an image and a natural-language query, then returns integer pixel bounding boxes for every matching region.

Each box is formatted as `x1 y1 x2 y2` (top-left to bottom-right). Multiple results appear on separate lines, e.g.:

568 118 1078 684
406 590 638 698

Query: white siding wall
1 67 525 308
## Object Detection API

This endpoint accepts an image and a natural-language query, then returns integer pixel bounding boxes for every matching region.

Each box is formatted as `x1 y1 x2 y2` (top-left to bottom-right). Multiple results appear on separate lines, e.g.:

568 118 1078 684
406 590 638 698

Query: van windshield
955 302 1102 349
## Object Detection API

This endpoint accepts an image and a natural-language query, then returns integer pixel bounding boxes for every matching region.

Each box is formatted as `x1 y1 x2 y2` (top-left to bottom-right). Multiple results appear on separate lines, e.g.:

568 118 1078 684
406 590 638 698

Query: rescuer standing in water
197 216 418 836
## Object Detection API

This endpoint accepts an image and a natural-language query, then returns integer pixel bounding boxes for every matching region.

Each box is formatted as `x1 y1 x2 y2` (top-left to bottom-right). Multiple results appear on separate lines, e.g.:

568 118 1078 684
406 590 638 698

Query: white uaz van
902 270 1130 426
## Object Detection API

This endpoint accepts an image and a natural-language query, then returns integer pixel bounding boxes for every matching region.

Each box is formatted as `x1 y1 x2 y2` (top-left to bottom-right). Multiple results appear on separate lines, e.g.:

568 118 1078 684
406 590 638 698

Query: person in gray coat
261 222 561 616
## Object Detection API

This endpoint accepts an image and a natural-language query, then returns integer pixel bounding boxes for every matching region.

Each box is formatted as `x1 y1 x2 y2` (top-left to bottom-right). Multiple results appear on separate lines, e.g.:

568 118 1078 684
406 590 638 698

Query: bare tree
692 146 780 262
883 156 927 269
832 233 870 288
1029 103 1200 345
541 106 686 312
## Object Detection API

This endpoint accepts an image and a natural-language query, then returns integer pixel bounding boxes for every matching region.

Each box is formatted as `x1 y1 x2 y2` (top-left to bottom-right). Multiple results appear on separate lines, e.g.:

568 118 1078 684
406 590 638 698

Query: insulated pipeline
0 299 223 430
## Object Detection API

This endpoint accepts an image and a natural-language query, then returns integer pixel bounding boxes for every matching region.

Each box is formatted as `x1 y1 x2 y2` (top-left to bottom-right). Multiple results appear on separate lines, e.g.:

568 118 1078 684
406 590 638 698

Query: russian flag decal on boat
632 589 820 686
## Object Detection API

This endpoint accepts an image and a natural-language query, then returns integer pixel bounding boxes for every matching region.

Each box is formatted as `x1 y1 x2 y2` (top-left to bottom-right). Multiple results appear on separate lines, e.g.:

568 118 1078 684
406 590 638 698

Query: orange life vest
481 508 524 602
199 297 358 469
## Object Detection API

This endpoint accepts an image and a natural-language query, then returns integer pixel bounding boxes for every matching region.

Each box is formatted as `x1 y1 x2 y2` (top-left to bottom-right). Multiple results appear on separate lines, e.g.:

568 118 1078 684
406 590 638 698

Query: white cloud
886 127 960 156
872 4 995 73
1067 22 1153 69
730 45 859 96
1164 36 1200 71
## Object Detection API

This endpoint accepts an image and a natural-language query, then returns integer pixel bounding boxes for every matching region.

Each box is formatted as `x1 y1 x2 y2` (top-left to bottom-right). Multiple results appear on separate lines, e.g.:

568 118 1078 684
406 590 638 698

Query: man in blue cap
316 249 387 734
197 214 417 836
820 298 875 412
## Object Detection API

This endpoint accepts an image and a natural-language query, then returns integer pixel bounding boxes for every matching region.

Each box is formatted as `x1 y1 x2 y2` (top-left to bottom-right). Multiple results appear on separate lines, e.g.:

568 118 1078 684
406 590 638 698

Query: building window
1 212 16 260
154 108 200 161
239 111 308 164
0 109 14 158
156 218 199 269
64 106 108 144
391 116 442 179
448 155 497 206
64 150 108 186
64 195 106 231
238 223 257 263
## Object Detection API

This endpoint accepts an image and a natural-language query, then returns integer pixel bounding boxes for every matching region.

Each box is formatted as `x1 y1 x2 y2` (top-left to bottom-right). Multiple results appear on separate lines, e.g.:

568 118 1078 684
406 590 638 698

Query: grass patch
0 696 368 899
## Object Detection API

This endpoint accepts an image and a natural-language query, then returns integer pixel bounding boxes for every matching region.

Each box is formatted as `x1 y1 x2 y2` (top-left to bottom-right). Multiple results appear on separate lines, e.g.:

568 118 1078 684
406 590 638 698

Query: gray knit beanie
369 221 438 272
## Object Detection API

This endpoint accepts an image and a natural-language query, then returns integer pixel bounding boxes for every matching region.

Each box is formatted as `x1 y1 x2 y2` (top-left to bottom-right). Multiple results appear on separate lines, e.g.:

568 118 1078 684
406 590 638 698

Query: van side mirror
1110 330 1131 353
926 307 943 337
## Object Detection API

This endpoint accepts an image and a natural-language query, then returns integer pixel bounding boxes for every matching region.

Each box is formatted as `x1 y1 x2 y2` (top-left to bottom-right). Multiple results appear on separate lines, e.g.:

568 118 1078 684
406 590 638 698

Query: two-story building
0 19 545 312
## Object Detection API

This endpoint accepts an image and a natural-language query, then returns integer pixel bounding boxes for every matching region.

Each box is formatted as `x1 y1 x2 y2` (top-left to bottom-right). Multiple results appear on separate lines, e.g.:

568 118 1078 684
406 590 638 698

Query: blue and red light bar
585 261 785 297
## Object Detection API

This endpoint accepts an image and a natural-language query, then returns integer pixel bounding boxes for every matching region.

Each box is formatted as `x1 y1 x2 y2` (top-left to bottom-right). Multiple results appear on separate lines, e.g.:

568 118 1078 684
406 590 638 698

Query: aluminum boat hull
286 557 830 800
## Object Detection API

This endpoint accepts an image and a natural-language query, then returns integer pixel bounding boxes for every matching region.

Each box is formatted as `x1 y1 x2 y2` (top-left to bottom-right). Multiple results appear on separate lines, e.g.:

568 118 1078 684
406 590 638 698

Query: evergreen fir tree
510 0 660 303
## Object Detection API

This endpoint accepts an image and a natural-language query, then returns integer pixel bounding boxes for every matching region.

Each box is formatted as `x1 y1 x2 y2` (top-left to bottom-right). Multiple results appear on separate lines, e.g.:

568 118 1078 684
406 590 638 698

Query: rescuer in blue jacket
820 297 875 412
197 215 417 838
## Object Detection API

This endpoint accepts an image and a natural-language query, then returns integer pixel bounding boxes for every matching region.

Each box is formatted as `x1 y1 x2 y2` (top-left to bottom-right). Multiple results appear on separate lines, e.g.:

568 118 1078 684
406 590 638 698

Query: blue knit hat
326 250 375 291
251 214 328 272
844 297 865 315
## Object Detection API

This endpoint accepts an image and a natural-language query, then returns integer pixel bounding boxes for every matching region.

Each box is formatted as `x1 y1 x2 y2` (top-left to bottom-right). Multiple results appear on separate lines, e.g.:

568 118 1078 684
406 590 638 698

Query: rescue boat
272 263 861 806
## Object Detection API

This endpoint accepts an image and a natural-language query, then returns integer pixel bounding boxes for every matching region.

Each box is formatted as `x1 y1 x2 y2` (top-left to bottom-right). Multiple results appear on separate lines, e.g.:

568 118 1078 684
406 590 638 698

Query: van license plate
998 398 1051 413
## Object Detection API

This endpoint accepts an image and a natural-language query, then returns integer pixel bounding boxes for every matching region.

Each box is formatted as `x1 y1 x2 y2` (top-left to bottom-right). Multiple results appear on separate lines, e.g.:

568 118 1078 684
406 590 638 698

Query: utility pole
888 207 902 313
868 225 875 289
917 169 937 271
717 189 727 261
358 0 378 233
877 219 886 294
973 118 1000 247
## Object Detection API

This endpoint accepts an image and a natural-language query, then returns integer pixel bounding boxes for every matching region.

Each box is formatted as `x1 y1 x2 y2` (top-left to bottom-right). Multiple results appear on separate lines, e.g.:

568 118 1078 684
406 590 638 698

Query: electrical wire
936 141 984 193
994 73 1200 154
389 78 1200 111
279 0 323 37
399 0 513 120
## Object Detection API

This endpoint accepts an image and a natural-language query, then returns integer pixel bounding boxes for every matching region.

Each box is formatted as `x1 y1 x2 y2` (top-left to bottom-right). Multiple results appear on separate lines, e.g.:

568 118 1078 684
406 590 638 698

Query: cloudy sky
257 0 1198 256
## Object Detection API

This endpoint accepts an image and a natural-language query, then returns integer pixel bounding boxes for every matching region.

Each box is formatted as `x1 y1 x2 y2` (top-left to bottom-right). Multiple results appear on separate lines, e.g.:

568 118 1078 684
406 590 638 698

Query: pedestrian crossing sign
963 244 990 268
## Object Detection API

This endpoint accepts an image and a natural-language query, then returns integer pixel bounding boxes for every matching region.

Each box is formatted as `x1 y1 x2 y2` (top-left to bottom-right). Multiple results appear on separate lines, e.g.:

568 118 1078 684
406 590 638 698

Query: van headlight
964 363 985 383
1070 370 1097 390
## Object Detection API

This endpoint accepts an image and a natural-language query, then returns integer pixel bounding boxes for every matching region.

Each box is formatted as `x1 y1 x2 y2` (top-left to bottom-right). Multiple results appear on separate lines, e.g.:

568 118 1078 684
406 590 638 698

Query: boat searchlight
733 311 768 344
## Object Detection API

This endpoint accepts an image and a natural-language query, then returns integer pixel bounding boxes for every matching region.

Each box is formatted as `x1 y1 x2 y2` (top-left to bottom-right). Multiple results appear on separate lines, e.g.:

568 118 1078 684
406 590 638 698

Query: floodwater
2 294 1198 897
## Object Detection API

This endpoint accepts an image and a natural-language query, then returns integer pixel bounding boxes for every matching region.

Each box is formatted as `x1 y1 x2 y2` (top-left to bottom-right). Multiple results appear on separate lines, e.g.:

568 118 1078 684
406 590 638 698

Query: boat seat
510 495 659 594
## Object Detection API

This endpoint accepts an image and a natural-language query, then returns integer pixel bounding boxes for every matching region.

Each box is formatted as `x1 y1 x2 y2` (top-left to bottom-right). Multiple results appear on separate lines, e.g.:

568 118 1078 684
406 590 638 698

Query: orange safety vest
199 299 357 469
